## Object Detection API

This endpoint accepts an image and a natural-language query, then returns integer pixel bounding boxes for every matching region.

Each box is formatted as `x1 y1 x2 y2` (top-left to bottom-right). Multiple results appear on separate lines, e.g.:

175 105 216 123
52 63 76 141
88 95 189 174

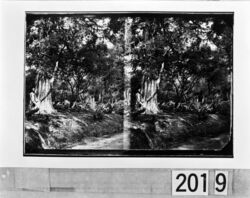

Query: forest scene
25 13 233 155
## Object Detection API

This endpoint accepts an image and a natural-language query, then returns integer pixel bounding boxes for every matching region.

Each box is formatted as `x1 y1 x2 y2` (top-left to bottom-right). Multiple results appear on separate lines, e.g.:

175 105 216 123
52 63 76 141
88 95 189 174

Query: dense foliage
26 15 124 114
129 15 232 115
26 14 232 116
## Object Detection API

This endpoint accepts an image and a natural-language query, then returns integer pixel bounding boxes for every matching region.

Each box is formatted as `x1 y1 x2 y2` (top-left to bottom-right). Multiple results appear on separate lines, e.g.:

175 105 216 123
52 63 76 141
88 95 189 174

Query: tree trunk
142 79 160 114
36 76 55 114
36 61 59 114
123 17 133 149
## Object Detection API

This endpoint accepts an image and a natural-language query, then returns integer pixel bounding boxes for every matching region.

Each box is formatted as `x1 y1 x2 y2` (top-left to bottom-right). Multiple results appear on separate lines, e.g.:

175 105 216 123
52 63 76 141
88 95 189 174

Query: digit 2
176 173 187 192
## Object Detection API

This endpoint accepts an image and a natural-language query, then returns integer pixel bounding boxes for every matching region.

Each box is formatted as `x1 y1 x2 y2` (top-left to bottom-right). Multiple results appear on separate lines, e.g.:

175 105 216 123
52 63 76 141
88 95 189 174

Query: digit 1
201 173 207 192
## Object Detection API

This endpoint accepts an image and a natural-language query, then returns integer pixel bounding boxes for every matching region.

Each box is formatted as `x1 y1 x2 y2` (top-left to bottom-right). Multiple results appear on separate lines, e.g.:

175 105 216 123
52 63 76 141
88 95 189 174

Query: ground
25 110 231 153
129 112 231 150
25 110 123 152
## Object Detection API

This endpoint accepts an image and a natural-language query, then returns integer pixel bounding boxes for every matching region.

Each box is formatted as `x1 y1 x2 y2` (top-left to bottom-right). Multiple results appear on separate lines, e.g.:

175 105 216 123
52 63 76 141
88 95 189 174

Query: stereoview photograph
24 13 233 156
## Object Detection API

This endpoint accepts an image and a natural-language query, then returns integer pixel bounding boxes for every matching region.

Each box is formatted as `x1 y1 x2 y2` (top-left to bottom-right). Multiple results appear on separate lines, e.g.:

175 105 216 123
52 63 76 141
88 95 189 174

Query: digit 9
215 173 227 192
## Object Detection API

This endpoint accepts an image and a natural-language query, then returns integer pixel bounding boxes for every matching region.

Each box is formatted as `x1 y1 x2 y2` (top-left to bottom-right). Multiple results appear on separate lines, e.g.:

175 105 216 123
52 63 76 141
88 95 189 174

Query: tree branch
146 91 157 103
173 82 180 96
40 88 52 103
49 61 59 84
184 77 199 94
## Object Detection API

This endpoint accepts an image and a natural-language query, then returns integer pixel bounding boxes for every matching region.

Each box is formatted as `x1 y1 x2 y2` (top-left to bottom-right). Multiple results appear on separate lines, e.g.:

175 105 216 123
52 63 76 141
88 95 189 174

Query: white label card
172 170 209 196
214 170 228 195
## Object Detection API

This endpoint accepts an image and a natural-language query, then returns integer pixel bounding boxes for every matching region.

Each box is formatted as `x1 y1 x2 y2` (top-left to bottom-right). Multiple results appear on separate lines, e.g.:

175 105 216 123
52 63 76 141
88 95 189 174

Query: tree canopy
25 14 233 115
129 15 232 113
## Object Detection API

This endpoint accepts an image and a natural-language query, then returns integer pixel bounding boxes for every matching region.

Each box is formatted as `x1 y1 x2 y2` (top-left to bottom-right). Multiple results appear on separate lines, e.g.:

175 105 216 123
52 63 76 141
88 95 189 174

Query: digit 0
188 174 198 192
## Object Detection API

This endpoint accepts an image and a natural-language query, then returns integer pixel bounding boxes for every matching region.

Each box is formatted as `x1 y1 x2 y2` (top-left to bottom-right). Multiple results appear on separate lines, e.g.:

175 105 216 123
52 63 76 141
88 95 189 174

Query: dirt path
70 133 124 150
70 132 230 151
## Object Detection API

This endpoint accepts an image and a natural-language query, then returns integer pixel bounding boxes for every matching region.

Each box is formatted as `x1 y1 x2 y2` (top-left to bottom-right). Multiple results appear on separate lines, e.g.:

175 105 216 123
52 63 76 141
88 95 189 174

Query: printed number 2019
172 171 209 195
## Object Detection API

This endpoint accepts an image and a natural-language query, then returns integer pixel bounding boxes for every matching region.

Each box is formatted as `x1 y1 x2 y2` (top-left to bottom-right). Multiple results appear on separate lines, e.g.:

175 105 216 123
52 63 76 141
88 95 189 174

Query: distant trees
130 15 232 115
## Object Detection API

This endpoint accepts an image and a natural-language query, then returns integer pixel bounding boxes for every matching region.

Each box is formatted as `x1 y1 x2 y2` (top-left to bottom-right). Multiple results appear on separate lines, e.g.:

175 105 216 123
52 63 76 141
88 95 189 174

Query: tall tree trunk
36 76 55 114
140 63 164 114
142 79 159 114
36 61 59 114
124 17 133 110
123 17 133 149
136 25 166 115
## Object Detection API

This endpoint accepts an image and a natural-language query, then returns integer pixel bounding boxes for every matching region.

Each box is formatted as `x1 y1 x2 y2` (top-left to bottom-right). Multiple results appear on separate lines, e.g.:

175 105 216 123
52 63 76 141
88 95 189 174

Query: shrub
93 109 104 121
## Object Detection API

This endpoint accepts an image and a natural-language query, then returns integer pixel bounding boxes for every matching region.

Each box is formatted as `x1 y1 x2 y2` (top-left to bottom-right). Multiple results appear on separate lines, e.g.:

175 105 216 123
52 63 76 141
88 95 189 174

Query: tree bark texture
142 79 160 114
36 76 55 114
36 61 59 114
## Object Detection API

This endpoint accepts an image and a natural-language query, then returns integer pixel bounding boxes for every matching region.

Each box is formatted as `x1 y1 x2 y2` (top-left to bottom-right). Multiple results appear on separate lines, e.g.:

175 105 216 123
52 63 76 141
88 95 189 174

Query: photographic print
24 12 233 156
